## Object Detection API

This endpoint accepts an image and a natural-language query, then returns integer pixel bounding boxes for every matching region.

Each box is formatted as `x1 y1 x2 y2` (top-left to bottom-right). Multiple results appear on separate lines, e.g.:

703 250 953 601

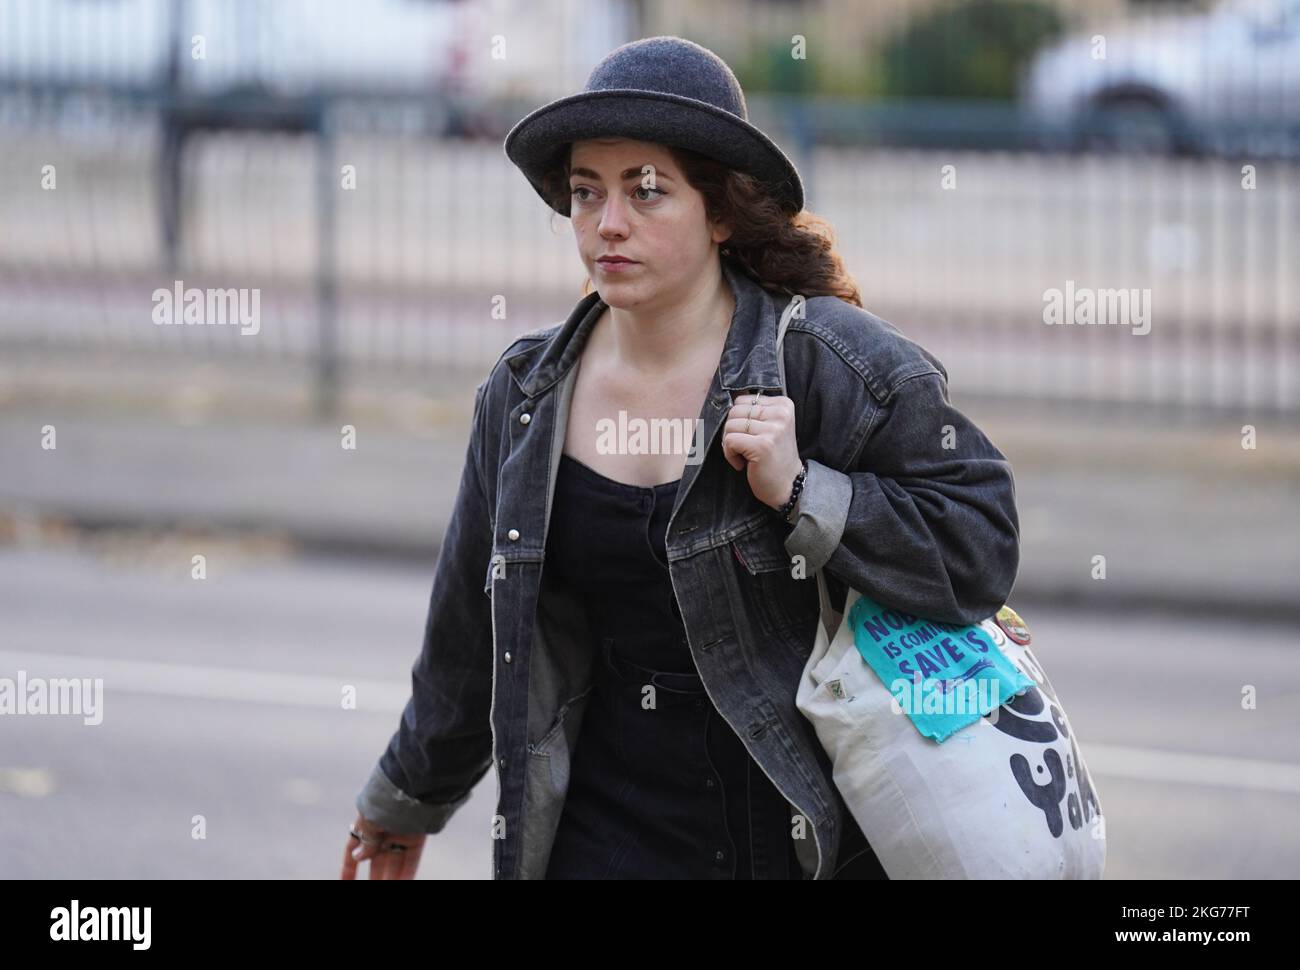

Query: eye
571 186 596 204
633 185 665 202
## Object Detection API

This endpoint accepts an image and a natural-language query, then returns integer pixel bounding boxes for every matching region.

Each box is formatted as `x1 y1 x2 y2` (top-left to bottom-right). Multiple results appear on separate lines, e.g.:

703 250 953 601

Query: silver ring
384 842 409 853
350 826 380 846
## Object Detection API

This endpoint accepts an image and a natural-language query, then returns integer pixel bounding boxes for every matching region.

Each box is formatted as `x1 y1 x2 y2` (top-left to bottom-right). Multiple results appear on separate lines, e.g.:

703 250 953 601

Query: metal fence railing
2 85 1297 419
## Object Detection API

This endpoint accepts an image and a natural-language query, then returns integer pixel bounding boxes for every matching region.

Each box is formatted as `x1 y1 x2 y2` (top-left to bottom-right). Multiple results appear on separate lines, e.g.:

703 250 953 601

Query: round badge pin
995 605 1031 645
983 620 1006 646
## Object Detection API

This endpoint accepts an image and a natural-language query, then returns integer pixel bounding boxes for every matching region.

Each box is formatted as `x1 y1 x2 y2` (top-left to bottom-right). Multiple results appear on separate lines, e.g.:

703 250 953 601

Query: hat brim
503 89 804 217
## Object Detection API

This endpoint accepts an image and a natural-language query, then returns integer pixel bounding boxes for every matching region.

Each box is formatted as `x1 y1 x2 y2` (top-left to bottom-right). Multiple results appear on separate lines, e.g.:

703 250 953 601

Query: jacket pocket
526 686 592 756
730 521 822 647
520 686 593 878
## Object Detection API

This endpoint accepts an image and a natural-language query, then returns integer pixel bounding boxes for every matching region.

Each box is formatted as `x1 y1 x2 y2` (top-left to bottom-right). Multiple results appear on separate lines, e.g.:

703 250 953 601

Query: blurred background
0 0 1297 879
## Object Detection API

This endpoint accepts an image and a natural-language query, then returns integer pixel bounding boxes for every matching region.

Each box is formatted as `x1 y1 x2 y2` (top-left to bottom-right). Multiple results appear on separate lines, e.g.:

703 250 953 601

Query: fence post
314 97 340 420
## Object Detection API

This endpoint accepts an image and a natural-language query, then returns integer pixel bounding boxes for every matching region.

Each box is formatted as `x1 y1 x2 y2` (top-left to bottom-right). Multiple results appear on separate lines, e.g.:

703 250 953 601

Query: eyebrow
569 166 675 183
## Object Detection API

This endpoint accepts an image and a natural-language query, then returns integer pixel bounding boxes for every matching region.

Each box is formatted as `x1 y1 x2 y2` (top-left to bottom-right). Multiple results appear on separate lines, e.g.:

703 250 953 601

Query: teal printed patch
847 596 1035 743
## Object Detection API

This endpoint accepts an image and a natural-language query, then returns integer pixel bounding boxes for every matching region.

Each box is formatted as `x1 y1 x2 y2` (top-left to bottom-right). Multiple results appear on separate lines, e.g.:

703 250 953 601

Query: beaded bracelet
775 461 807 521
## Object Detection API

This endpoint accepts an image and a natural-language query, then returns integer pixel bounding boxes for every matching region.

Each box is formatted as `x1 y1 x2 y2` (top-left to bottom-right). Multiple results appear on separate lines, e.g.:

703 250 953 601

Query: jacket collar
506 256 785 399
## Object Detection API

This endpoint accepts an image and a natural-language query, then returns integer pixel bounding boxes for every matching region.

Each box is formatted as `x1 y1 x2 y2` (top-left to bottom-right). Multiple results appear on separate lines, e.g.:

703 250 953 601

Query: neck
598 260 736 377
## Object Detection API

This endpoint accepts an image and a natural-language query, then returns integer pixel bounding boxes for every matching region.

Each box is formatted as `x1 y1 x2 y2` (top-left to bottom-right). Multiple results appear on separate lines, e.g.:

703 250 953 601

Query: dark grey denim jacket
356 256 1020 879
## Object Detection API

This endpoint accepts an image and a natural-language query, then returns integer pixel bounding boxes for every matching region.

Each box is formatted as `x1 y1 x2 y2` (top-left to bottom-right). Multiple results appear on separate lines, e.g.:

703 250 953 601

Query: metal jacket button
503 651 512 663
519 413 531 424
507 529 520 541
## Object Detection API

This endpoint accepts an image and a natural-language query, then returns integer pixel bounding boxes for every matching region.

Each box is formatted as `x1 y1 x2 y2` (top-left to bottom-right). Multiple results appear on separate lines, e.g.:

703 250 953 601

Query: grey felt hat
503 35 804 218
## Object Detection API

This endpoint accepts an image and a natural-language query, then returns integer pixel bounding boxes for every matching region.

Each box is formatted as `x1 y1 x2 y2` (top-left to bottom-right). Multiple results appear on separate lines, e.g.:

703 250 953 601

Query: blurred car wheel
1083 96 1181 154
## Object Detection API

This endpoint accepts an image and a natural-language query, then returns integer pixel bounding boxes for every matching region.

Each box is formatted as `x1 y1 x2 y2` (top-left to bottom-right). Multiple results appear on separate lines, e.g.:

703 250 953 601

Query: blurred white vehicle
0 0 634 135
0 0 465 132
1021 0 1300 155
0 0 468 92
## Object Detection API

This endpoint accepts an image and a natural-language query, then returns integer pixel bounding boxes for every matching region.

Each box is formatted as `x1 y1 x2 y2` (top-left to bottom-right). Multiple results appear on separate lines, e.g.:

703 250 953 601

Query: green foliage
729 34 884 99
730 37 816 96
880 0 1066 100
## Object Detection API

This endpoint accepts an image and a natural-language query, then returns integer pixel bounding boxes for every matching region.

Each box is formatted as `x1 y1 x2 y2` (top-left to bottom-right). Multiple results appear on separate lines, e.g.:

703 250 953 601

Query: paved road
0 542 1296 879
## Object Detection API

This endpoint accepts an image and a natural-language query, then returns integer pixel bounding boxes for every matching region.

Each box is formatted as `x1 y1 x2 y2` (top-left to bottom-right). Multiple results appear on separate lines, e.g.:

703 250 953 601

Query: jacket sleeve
783 369 1020 626
355 380 496 833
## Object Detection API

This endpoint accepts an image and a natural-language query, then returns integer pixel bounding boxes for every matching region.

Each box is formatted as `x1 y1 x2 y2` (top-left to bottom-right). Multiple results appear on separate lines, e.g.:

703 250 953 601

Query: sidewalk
2 353 1298 620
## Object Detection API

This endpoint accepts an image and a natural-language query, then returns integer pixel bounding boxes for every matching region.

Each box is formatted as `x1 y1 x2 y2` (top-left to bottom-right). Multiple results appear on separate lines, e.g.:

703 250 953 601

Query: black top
544 453 691 671
542 453 801 879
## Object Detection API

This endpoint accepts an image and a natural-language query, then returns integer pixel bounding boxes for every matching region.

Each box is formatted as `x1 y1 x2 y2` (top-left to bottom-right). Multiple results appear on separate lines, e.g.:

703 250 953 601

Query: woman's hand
721 391 804 511
340 812 428 880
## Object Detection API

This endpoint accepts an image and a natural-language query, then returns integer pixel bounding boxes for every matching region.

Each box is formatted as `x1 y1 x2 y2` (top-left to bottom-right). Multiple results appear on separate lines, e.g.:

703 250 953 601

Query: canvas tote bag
773 300 1106 880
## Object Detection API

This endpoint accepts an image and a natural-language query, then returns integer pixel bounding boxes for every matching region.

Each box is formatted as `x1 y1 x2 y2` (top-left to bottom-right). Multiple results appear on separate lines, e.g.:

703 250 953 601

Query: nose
597 192 630 240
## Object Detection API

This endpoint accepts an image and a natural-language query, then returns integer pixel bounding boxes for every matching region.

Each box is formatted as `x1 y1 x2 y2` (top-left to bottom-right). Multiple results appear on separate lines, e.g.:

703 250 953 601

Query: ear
710 220 733 246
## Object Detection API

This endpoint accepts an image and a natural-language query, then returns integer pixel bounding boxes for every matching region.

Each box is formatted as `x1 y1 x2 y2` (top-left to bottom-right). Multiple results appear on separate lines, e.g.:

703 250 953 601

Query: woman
342 36 1020 880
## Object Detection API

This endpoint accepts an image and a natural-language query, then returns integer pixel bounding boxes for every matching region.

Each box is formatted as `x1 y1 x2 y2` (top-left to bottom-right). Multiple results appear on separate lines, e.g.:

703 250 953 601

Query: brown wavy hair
538 143 863 307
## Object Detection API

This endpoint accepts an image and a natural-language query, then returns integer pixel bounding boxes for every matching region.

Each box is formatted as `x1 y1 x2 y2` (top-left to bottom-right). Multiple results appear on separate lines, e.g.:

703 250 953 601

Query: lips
597 256 637 264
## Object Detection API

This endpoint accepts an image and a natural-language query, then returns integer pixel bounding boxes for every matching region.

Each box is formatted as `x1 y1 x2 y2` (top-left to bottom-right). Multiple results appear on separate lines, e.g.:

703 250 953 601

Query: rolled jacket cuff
355 762 470 835
783 457 853 574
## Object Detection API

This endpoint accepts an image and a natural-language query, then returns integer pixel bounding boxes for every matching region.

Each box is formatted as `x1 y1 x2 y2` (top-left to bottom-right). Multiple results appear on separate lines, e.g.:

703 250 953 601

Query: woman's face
567 137 730 310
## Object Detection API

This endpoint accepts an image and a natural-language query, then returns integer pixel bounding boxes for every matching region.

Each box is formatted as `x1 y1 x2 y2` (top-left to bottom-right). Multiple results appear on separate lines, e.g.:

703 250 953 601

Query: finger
367 849 388 880
727 402 784 424
342 817 382 879
340 836 359 880
722 430 763 464
392 842 423 880
719 432 747 470
730 392 786 408
723 416 774 435
348 833 387 877
378 841 419 880
723 422 773 453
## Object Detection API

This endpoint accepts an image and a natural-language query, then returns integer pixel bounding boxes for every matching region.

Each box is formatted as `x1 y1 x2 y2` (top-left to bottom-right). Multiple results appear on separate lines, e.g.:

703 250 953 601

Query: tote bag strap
773 296 845 642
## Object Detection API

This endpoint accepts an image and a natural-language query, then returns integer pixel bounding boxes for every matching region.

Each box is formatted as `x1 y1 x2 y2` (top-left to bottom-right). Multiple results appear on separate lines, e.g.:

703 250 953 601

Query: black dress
542 452 804 879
